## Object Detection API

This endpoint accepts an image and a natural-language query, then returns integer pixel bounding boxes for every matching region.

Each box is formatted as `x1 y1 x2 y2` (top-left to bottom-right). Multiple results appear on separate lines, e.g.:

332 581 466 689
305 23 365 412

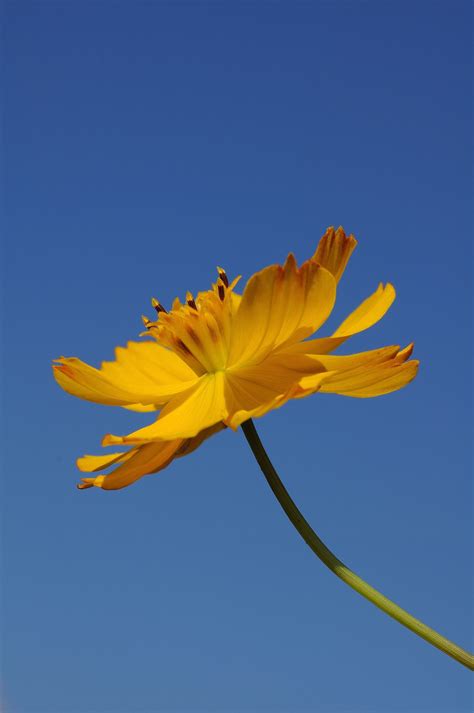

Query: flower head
53 227 418 490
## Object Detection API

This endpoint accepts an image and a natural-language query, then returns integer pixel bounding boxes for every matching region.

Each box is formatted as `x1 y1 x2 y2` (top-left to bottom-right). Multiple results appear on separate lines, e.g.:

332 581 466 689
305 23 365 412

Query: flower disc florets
142 269 240 374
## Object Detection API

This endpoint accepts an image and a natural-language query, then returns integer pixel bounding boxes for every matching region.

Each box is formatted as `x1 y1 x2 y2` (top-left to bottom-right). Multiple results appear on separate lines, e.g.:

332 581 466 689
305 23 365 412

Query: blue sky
2 1 472 711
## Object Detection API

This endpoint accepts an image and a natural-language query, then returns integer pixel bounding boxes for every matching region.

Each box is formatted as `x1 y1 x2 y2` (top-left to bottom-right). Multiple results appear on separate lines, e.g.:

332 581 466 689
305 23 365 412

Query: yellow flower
53 227 418 490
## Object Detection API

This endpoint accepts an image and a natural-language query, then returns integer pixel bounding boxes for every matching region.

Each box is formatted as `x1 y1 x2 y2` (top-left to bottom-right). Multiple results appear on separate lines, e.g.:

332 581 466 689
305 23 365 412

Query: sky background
2 1 472 712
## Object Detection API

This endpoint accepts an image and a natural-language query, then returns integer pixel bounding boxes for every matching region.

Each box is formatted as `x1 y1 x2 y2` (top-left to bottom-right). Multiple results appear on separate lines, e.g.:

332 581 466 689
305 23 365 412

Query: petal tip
312 226 358 283
102 433 123 446
77 475 106 489
397 343 415 362
77 479 94 490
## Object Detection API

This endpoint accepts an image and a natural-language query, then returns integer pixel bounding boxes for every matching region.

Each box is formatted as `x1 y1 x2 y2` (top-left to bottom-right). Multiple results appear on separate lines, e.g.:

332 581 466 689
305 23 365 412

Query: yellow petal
299 345 419 398
224 351 329 429
228 255 336 367
77 451 134 473
53 358 145 406
102 340 197 386
273 284 398 359
174 422 226 457
226 374 332 430
77 475 106 489
273 335 348 357
306 344 405 371
77 423 225 490
312 226 357 283
53 341 198 408
77 439 184 490
393 344 414 363
226 390 297 430
122 403 159 412
332 283 396 338
104 372 227 444
319 361 419 397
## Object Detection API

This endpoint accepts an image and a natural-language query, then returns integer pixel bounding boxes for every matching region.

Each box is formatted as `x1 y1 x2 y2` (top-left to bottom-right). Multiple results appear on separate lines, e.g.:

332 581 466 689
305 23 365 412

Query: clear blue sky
3 1 472 711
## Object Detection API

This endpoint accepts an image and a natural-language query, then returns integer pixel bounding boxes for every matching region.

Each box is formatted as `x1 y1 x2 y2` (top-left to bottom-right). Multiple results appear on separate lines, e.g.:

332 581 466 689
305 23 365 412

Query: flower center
142 269 239 375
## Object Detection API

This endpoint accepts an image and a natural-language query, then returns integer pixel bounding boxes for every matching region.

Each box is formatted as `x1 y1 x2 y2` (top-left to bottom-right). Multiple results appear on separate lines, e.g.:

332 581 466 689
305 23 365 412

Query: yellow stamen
151 297 167 314
186 291 198 310
217 266 229 288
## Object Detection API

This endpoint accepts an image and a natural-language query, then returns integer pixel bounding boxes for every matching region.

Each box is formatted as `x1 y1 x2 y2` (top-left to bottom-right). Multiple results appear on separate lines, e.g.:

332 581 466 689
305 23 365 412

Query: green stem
241 419 473 670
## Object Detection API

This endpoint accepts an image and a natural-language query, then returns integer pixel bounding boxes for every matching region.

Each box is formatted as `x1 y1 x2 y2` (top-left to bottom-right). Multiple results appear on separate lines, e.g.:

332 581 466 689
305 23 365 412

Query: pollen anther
152 298 168 314
186 292 198 310
217 267 229 288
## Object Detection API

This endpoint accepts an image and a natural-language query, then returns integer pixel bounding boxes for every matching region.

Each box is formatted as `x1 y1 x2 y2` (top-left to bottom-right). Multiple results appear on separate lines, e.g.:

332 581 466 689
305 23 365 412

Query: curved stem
241 419 473 670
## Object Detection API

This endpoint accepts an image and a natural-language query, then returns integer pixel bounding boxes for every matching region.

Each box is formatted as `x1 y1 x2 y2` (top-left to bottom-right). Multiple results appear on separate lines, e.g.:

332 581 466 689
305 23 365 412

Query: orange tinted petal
77 440 183 490
77 423 225 490
312 226 357 283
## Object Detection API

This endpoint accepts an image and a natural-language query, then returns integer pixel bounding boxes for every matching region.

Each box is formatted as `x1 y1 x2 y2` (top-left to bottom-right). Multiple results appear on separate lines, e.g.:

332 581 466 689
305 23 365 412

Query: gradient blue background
2 1 472 712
